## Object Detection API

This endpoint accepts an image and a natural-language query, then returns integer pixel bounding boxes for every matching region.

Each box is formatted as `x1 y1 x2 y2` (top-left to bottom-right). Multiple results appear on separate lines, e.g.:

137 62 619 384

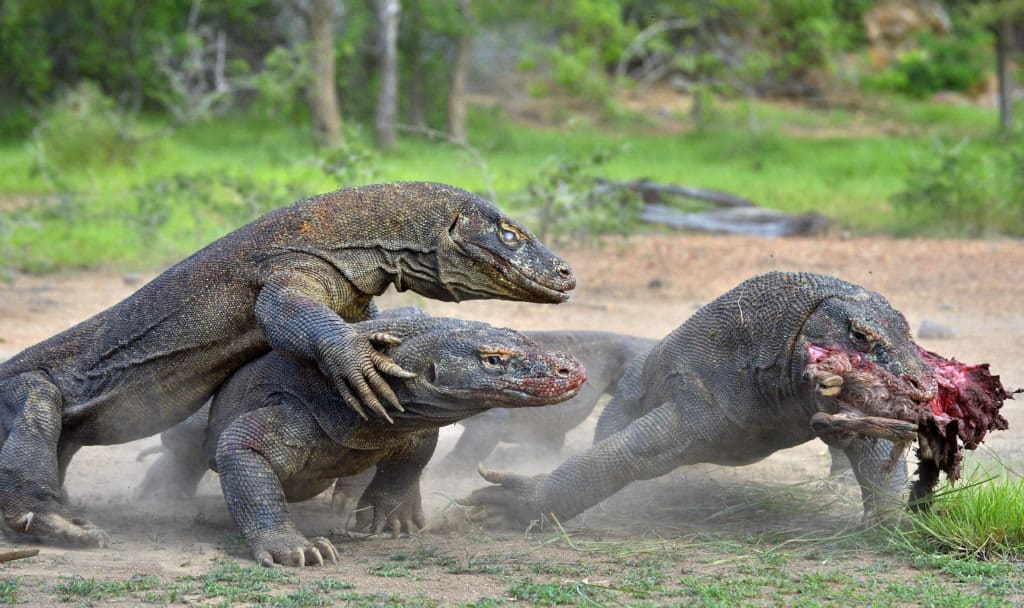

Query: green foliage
514 148 643 244
896 473 1024 560
29 81 144 173
892 136 1024 237
0 578 18 605
508 579 610 606
864 29 992 99
316 125 381 187
48 574 160 602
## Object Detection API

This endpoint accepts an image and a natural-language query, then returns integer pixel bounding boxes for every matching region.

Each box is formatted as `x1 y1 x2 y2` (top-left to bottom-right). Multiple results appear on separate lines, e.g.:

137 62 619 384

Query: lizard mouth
464 242 574 303
805 343 1013 505
500 383 582 405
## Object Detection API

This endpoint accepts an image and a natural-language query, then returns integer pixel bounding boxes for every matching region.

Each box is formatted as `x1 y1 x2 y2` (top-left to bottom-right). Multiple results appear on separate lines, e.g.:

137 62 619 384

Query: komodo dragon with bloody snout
0 182 575 546
460 271 1010 526
138 315 586 567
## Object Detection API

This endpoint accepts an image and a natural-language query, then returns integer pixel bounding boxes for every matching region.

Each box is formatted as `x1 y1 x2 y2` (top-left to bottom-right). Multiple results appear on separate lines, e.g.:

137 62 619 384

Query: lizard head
800 289 937 418
431 195 576 303
800 285 1012 503
386 322 587 425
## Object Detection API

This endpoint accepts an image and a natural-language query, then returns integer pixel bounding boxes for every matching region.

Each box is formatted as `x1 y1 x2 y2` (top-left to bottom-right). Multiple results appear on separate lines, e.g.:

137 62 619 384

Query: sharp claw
310 548 324 567
14 512 34 532
295 548 305 568
340 389 369 421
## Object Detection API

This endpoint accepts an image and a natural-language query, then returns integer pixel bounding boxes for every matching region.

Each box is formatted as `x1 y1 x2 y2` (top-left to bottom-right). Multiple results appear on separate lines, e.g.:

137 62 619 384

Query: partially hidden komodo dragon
459 271 1010 526
137 315 586 566
0 181 575 546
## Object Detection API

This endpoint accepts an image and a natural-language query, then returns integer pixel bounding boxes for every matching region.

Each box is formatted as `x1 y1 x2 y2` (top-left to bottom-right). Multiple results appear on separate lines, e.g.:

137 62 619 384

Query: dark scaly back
631 272 892 423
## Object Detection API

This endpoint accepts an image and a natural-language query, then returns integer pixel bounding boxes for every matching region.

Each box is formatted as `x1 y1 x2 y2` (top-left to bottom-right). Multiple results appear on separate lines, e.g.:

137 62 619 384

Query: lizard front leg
0 372 109 546
215 406 338 567
256 260 414 422
463 402 686 527
356 430 438 536
842 437 908 524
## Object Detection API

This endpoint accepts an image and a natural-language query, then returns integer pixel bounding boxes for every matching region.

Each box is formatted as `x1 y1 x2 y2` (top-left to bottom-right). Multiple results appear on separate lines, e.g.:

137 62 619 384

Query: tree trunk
996 18 1014 133
375 0 401 150
447 0 473 144
406 1 427 129
304 0 343 148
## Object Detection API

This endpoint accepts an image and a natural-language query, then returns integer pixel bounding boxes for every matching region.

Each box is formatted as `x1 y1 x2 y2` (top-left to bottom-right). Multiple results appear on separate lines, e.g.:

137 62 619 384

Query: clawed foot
442 467 547 529
354 491 425 538
5 510 111 547
252 533 338 568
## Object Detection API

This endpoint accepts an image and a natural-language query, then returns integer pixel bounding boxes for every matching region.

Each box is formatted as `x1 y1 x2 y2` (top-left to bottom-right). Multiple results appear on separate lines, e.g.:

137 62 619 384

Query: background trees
3 1 1019 146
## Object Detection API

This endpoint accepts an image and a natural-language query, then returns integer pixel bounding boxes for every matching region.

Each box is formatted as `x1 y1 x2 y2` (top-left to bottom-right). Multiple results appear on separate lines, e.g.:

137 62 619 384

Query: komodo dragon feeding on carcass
459 271 1011 527
137 315 586 566
0 182 576 546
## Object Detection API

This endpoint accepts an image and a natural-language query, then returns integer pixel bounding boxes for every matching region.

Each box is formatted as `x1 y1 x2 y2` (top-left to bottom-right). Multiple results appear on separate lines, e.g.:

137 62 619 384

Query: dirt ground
0 233 1022 605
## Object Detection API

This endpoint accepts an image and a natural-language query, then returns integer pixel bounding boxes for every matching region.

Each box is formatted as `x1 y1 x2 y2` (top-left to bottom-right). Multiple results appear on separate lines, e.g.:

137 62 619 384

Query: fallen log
595 178 756 207
640 204 834 237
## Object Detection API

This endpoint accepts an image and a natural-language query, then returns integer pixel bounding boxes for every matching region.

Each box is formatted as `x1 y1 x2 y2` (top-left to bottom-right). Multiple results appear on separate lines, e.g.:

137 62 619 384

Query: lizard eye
480 350 511 368
498 222 525 247
850 328 870 342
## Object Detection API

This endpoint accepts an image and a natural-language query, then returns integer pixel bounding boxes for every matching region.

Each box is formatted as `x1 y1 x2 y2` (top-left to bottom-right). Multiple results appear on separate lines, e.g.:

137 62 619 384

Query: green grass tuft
894 472 1024 560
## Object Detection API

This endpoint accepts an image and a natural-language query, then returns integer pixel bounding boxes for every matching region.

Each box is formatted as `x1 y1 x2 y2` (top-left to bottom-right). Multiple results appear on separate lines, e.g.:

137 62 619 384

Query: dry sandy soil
0 233 1022 605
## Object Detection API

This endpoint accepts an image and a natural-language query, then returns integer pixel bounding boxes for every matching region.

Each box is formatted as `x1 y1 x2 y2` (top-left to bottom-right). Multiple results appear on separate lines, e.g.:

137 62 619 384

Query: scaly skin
439 330 657 472
139 316 586 567
462 271 936 527
0 182 575 546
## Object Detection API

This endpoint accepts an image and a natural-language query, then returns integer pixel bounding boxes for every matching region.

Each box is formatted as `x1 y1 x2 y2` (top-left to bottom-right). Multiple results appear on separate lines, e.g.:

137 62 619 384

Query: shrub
863 29 991 98
512 148 642 244
29 81 143 173
892 137 1024 237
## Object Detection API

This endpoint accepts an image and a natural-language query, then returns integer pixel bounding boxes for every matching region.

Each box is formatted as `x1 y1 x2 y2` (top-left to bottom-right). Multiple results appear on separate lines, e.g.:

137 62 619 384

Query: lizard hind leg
0 372 110 546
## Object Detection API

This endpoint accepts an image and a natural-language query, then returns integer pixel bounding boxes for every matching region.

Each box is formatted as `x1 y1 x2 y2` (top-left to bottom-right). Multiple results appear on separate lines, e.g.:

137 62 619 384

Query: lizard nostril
556 265 571 277
555 366 571 377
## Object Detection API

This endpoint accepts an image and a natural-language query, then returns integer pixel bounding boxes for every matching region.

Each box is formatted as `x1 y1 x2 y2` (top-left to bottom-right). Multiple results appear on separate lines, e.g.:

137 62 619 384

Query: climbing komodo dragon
0 182 575 546
139 316 586 567
461 271 944 526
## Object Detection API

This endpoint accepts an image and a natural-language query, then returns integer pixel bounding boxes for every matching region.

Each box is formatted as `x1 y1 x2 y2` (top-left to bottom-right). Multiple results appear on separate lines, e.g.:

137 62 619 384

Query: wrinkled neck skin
361 386 490 433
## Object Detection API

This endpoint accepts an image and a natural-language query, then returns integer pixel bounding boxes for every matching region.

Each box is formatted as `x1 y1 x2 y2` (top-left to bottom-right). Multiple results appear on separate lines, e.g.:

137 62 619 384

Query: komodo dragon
139 316 586 566
437 330 657 473
0 182 575 546
460 271 945 526
138 315 655 507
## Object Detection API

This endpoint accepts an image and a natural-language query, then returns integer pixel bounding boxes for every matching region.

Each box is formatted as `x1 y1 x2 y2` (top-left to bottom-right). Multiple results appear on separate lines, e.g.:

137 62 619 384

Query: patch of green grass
894 473 1024 560
459 598 508 608
334 590 438 608
0 579 18 604
446 553 510 575
47 574 161 602
369 544 457 578
508 579 611 607
193 558 296 603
